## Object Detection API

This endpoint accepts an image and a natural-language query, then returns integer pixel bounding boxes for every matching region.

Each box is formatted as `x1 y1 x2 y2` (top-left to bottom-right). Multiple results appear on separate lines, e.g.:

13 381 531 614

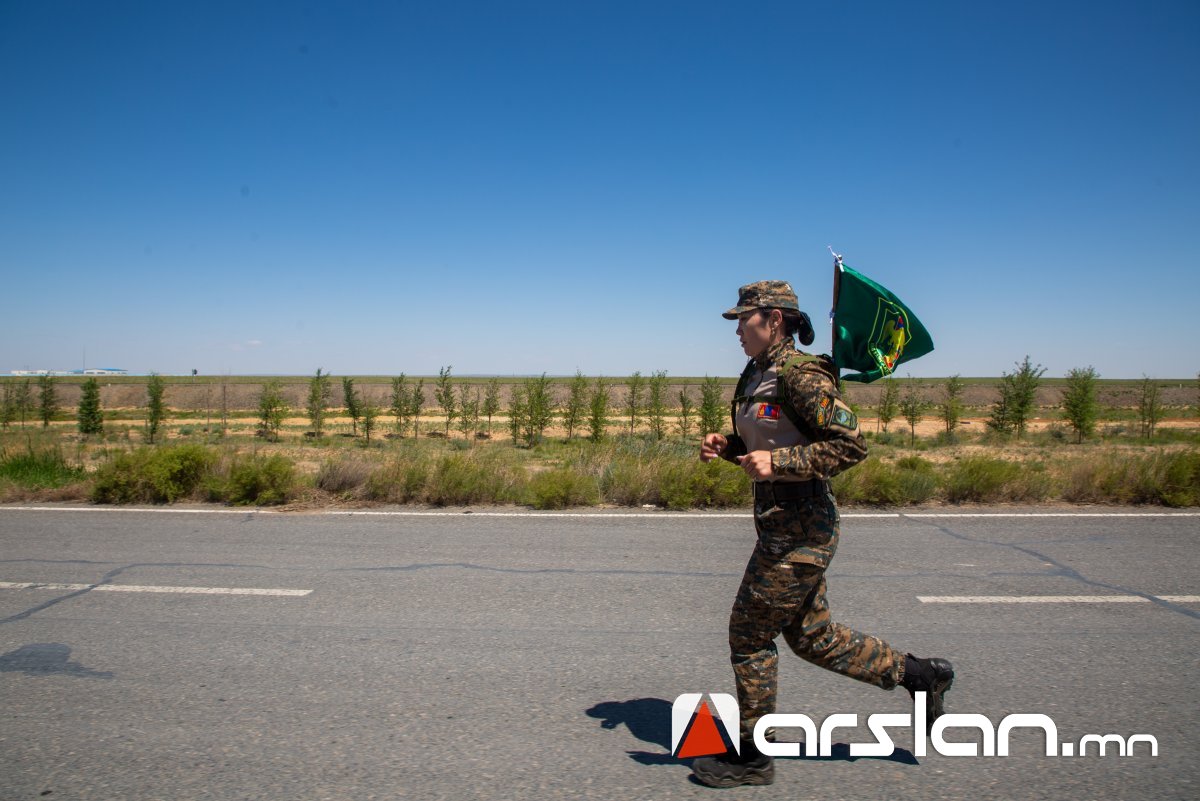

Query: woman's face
736 309 777 358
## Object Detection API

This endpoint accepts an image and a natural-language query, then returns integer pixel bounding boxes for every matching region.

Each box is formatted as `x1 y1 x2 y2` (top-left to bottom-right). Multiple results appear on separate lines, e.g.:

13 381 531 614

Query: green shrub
223 454 297 505
91 445 216 504
895 455 933 473
658 459 750 509
366 453 433 503
942 456 1050 503
601 457 661 506
894 456 939 504
596 437 716 507
1157 450 1200 507
943 456 1017 503
695 459 751 508
1062 450 1200 507
597 439 656 506
425 450 526 506
832 457 936 506
832 458 911 505
146 445 214 502
360 441 530 503
91 452 143 503
899 471 939 504
1012 460 1053 501
0 448 86 489
1062 454 1136 504
555 440 616 479
526 468 600 509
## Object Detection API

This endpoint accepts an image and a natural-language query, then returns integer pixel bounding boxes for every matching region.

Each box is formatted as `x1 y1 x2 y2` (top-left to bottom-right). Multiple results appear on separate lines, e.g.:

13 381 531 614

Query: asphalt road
1 505 1197 801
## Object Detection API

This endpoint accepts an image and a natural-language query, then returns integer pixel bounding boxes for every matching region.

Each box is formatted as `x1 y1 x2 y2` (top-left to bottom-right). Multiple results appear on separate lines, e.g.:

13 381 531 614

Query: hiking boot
901 653 954 730
691 749 774 788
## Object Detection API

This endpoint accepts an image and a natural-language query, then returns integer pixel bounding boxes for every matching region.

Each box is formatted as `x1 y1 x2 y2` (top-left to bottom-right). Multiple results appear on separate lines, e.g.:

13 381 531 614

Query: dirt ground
28 412 1200 443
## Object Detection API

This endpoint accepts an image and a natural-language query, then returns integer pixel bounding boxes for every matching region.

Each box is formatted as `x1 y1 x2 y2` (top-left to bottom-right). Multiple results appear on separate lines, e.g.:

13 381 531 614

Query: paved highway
1 506 1197 800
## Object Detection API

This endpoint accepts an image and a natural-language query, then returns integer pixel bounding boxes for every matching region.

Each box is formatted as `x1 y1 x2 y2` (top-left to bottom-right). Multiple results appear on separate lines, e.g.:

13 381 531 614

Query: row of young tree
296 367 730 448
5 369 715 446
2 363 1193 446
874 357 1183 444
0 375 54 429
1 374 171 442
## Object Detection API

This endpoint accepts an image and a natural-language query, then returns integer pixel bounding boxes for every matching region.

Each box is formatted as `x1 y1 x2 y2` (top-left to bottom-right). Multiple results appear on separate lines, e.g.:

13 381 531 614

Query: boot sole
692 763 775 788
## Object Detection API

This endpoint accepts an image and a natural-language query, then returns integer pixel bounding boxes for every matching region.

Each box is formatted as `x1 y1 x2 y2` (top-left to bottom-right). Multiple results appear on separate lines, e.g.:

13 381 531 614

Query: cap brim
722 305 752 319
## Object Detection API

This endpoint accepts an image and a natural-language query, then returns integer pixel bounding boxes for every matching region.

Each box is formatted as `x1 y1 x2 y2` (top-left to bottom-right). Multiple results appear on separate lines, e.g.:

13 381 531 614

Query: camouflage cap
722 280 801 319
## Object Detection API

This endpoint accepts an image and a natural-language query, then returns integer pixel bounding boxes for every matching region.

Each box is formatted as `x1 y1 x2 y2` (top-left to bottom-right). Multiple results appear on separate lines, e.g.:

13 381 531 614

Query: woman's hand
700 433 727 462
736 451 774 480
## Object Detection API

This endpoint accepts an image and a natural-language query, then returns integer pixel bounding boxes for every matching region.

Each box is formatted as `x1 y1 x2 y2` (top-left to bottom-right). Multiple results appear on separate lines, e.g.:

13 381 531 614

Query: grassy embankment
1 374 1197 508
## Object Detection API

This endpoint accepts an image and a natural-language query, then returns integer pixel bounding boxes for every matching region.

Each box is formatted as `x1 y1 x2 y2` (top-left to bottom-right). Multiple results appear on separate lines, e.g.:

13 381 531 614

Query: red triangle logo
676 701 730 758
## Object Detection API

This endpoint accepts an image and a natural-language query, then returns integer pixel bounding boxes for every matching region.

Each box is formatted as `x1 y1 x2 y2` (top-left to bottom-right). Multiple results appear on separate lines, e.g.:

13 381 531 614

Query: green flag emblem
833 263 934 383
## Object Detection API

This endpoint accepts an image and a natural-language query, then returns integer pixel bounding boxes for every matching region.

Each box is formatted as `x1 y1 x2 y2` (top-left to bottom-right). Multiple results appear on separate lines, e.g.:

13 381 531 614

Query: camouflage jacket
721 339 867 481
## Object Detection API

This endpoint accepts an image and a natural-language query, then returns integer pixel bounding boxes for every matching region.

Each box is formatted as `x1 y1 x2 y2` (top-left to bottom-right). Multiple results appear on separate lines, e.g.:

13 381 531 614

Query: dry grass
2 407 1198 507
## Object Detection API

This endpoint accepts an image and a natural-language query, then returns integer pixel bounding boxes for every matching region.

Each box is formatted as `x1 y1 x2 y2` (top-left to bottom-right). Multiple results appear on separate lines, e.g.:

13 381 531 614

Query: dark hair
780 309 815 346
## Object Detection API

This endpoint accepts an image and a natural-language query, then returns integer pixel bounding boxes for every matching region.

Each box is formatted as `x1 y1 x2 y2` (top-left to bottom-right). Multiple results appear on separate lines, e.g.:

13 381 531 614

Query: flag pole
828 246 843 375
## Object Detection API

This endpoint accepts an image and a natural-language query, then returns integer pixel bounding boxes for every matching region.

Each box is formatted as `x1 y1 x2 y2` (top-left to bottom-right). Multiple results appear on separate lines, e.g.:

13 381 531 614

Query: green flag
832 261 934 383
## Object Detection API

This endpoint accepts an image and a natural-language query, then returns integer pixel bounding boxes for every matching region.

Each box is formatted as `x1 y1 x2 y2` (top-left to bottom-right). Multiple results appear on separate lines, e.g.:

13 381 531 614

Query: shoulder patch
816 395 833 427
832 406 858 430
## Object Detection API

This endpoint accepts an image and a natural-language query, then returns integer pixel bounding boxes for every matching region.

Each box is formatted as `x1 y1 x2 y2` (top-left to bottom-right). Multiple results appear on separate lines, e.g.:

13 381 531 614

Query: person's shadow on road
586 698 680 765
585 697 918 767
0 643 113 679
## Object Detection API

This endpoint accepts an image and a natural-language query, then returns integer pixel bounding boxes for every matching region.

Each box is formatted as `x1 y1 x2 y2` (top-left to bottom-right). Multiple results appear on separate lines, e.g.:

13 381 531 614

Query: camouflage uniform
719 284 904 745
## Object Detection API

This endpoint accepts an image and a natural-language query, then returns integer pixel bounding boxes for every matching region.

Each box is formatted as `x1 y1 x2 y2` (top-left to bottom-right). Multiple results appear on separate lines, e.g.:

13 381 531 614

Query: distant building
8 368 128 376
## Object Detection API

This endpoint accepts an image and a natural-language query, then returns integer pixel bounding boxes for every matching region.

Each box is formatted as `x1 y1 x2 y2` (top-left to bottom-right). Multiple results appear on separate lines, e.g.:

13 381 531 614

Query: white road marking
0 506 277 514
0 581 311 597
3 506 1198 519
918 595 1200 604
318 511 1200 519
324 510 756 518
903 512 1200 518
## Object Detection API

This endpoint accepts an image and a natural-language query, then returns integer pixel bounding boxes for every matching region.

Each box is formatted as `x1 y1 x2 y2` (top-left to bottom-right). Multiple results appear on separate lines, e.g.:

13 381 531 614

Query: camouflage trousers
729 489 903 743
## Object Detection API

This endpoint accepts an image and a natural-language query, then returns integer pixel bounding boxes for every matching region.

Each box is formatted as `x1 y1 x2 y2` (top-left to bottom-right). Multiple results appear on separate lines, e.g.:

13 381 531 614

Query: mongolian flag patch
757 403 781 420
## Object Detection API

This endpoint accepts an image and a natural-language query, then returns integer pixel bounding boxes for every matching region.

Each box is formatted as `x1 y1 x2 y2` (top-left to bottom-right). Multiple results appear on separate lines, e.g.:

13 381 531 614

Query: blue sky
2 0 1197 379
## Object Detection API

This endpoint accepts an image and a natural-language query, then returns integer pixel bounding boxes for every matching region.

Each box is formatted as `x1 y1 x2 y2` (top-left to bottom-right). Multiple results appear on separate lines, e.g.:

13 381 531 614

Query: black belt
753 479 828 502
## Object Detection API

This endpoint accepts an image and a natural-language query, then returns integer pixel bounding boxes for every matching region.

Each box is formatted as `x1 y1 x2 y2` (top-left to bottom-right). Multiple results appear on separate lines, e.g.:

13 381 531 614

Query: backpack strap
730 360 756 431
783 354 820 372
776 353 823 433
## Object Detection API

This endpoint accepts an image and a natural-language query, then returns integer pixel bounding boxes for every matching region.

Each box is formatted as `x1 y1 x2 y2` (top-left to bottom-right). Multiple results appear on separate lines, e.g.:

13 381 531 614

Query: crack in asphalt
0 560 287 625
0 563 133 625
6 521 1194 623
904 514 1200 621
